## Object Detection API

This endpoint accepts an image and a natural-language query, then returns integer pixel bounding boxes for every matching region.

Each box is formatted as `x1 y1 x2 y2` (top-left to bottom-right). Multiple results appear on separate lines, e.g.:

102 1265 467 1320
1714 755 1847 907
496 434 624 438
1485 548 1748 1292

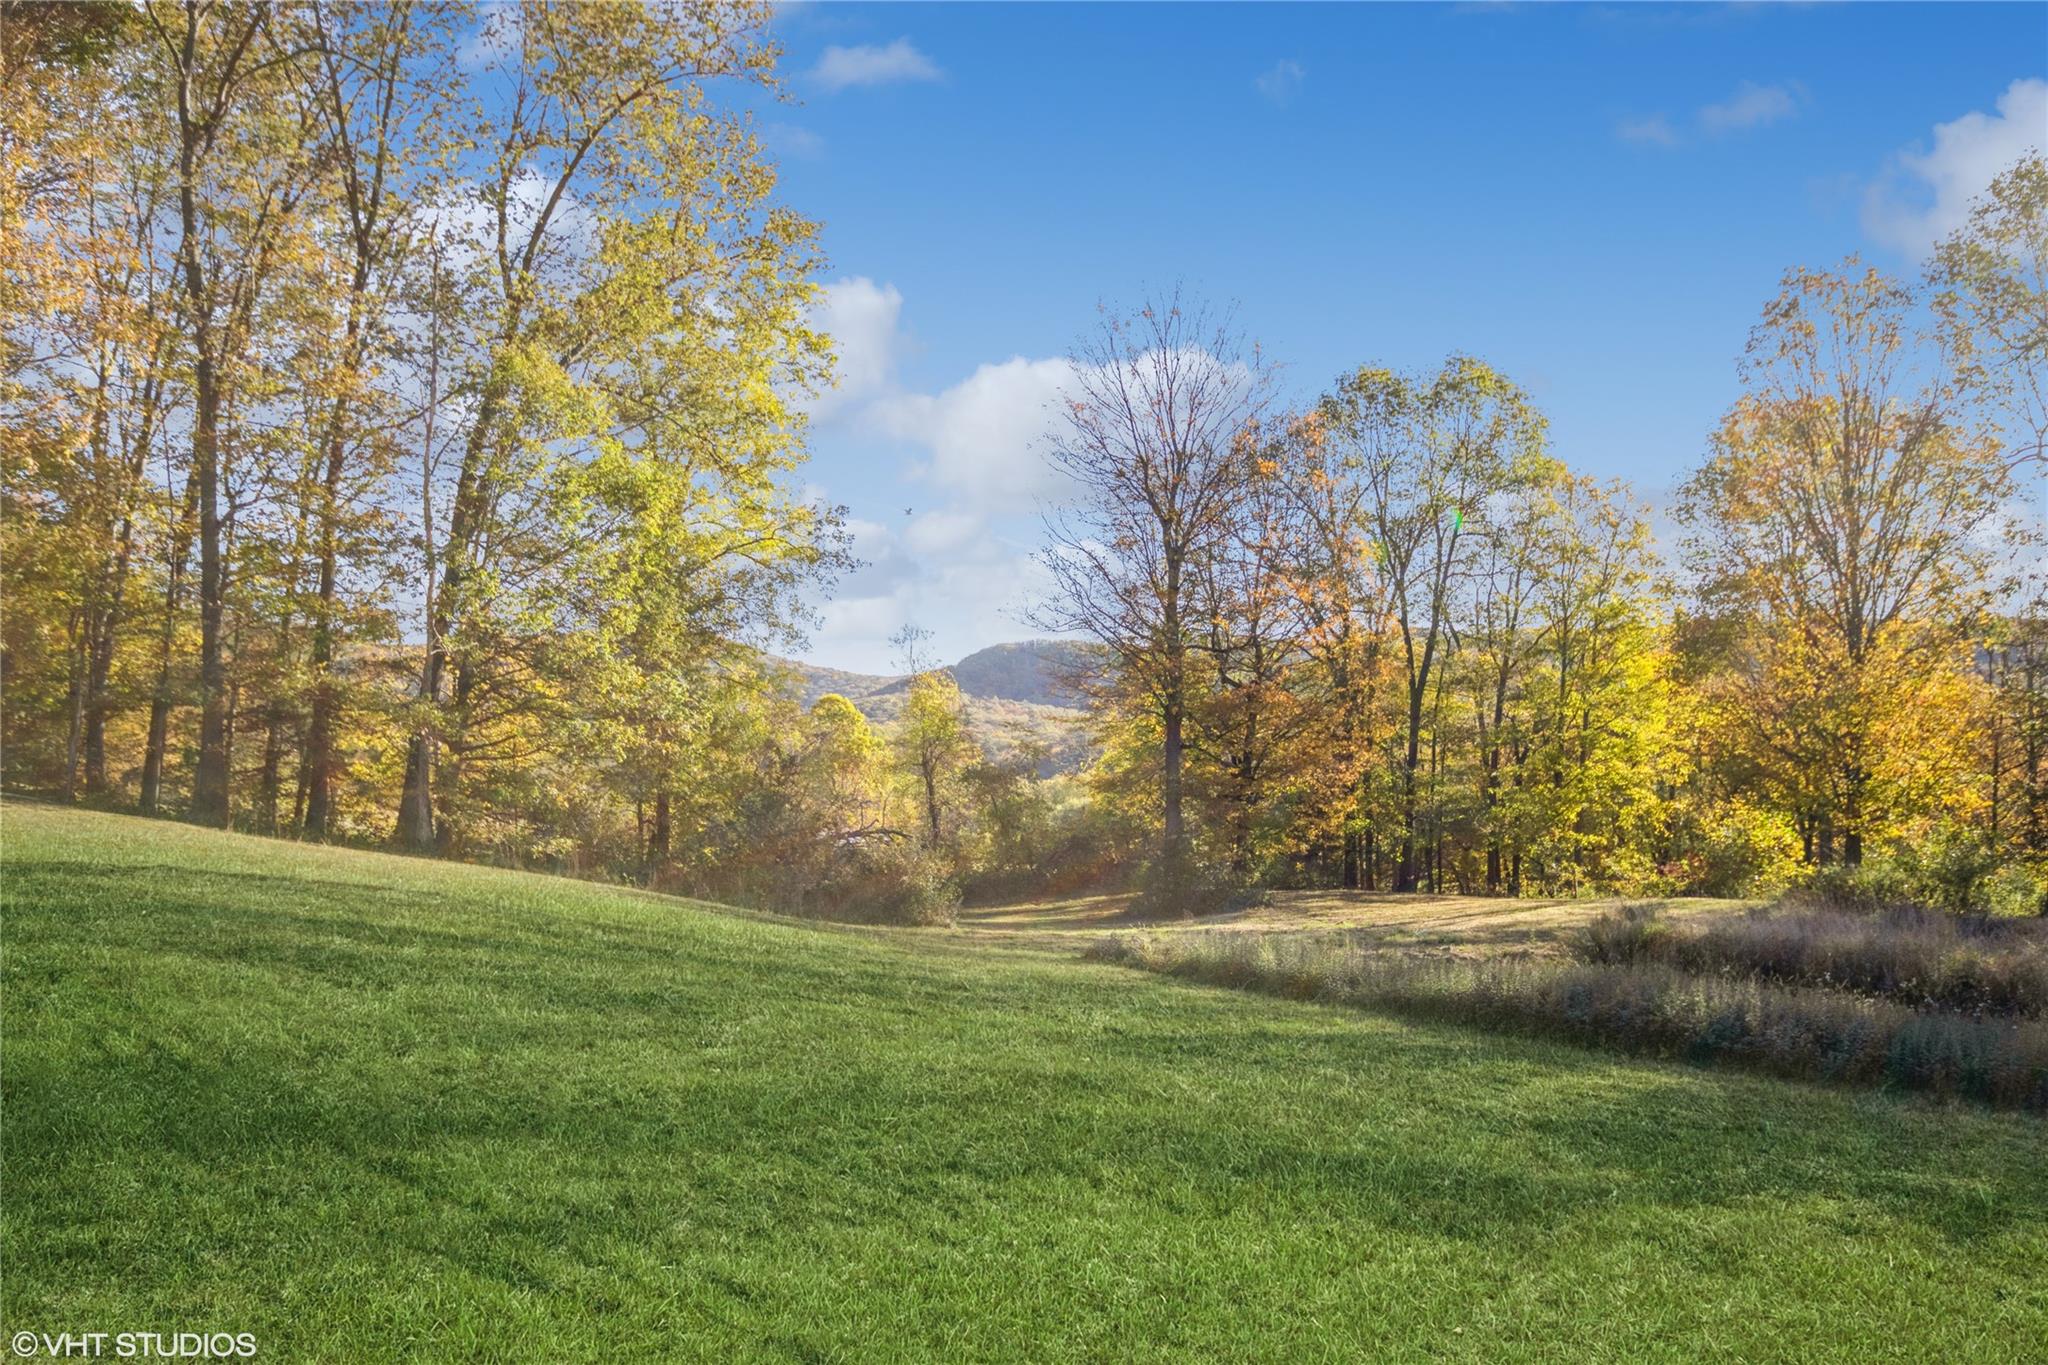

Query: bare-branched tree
1033 292 1273 895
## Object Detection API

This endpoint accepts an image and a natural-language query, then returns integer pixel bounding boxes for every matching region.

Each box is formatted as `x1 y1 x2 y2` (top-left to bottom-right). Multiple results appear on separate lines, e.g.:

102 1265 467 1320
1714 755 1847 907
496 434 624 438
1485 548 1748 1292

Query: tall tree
1275 408 1392 887
397 0 821 851
142 0 327 825
1188 429 1317 878
297 0 461 838
1322 357 1544 891
897 670 975 848
2 7 181 799
1458 463 1557 892
1037 294 1273 897
1516 475 1671 891
1681 263 2012 863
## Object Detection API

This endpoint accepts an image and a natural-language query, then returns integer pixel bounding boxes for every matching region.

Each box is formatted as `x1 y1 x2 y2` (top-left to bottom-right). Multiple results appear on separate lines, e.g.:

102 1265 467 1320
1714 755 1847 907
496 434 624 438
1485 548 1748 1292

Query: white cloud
1863 77 2048 257
1616 113 1679 148
842 515 894 548
811 38 942 93
1616 80 1802 149
796 282 1250 668
419 169 599 280
902 508 985 556
1256 60 1305 104
809 277 904 417
803 517 1050 673
1698 81 1798 134
871 356 1080 511
813 594 907 657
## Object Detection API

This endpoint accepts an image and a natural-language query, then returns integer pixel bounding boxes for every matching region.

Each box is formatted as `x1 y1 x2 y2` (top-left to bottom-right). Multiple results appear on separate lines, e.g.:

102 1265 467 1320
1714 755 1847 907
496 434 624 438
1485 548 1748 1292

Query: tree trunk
84 365 161 796
185 340 230 826
2028 725 2044 853
1841 759 1866 867
139 695 171 814
290 751 310 833
1397 679 1424 892
82 584 124 794
139 476 200 816
396 731 436 850
171 41 232 828
302 255 373 838
1162 697 1185 870
396 366 502 851
257 706 284 833
77 359 113 796
922 765 941 846
650 791 671 867
61 612 86 800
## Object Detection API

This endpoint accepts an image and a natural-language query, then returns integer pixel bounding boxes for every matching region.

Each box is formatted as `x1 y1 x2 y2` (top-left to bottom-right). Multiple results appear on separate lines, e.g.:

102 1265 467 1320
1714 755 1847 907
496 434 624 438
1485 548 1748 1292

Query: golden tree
1681 264 2012 863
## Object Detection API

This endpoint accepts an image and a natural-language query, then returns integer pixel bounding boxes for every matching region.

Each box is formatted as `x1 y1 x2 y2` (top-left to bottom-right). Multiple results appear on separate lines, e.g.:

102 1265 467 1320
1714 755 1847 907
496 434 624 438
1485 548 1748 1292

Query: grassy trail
3 804 2043 1361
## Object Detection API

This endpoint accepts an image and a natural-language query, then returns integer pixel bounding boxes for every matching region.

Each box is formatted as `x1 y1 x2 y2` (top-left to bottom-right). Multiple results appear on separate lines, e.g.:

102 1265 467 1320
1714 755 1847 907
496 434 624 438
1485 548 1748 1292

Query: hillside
776 639 1103 775
949 640 1100 706
4 803 2043 1360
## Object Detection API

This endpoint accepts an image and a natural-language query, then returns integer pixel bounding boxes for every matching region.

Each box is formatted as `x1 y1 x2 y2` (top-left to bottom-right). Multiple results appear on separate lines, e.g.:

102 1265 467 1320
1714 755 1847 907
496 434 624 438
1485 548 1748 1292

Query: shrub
1985 862 2048 919
957 789 1142 904
880 849 964 927
1664 802 1802 897
1895 824 2004 915
784 841 962 927
1790 828 2048 918
1787 860 1921 915
1128 853 1264 919
1570 903 1668 964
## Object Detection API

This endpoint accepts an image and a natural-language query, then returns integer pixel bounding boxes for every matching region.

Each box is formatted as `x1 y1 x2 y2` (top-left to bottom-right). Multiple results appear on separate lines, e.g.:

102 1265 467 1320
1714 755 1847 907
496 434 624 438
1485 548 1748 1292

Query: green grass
3 803 2044 1362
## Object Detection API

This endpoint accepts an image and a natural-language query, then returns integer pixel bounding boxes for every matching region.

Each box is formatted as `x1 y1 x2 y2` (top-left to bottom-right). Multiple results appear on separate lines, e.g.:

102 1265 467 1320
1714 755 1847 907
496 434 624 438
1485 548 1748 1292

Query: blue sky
750 2 2046 673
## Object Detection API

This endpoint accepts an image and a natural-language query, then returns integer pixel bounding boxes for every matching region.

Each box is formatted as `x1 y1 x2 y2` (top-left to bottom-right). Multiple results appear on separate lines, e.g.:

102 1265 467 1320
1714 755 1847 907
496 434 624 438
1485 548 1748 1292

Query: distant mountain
773 639 1104 776
784 662 897 711
949 640 1100 707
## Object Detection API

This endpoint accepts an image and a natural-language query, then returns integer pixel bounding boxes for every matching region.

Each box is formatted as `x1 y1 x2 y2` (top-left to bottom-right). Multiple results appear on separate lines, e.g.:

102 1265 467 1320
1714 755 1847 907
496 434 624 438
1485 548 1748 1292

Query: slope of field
3 804 2043 1360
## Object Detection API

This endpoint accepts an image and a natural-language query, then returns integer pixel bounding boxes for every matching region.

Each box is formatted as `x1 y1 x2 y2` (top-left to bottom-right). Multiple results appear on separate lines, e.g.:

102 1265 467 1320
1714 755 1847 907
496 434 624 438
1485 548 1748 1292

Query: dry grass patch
1574 902 2048 1016
1086 928 2048 1111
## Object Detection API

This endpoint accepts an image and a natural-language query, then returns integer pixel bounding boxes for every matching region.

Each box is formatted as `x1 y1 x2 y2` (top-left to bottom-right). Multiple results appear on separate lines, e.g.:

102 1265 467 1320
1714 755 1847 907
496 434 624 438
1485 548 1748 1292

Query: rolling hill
776 639 1102 775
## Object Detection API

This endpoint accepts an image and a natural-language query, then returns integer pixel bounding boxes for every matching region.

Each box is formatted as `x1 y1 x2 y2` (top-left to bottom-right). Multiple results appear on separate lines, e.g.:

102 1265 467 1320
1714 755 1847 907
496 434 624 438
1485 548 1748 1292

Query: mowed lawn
3 805 2043 1362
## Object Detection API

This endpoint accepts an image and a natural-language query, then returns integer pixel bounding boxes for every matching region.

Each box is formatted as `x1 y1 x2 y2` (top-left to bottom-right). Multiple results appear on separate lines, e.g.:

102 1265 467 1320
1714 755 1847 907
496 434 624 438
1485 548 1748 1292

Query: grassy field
955 887 1754 955
4 803 2044 1361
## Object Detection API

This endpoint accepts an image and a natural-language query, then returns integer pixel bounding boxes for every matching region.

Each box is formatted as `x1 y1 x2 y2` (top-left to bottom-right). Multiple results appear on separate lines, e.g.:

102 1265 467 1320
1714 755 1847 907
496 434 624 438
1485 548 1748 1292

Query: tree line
4 0 891 886
6 2 2045 917
1044 159 2046 910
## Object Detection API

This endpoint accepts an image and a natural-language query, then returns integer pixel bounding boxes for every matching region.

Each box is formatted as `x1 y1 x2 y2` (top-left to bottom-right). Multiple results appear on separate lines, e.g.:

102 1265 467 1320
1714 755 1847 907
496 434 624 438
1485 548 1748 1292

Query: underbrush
767 845 962 926
1573 902 2048 1016
1084 930 2048 1111
1789 836 2048 918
